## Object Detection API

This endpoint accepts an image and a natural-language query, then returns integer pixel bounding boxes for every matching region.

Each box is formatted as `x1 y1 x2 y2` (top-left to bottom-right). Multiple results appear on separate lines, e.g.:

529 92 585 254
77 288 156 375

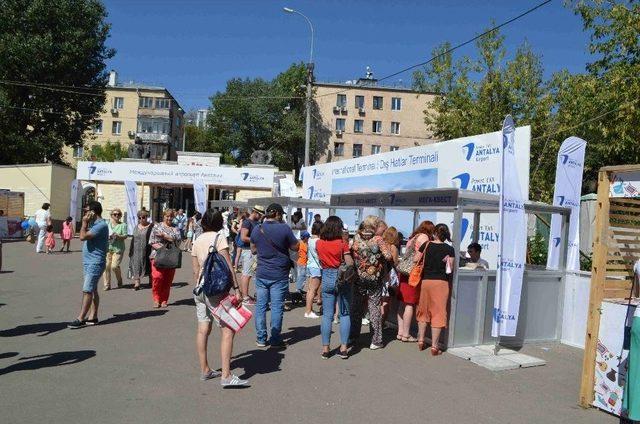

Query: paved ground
1 240 614 424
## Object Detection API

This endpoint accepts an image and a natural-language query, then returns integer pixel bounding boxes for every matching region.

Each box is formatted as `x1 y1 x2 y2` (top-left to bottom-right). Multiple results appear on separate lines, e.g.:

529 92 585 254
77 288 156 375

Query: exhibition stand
246 196 328 226
329 188 571 348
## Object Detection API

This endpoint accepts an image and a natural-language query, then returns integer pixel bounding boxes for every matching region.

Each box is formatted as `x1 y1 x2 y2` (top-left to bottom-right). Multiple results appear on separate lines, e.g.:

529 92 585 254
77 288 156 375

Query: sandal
402 336 418 343
430 346 443 356
418 341 426 351
396 335 403 341
153 302 160 308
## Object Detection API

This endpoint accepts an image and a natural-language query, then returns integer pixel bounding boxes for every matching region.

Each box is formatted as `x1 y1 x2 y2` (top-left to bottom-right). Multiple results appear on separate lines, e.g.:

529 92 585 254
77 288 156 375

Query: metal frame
208 199 249 210
327 188 572 348
246 196 329 225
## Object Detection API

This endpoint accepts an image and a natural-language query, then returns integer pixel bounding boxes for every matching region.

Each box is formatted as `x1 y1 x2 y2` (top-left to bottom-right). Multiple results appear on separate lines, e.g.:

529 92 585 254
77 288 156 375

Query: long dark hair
434 223 451 242
201 209 223 232
320 216 344 241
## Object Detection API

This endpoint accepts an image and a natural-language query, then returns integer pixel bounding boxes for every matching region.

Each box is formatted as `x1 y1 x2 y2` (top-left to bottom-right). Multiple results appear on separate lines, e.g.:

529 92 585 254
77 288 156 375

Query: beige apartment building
314 78 438 163
65 70 185 165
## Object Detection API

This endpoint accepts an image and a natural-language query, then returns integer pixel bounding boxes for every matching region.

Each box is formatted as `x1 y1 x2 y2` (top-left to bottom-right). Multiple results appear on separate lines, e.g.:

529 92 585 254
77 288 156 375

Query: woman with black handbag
149 209 181 308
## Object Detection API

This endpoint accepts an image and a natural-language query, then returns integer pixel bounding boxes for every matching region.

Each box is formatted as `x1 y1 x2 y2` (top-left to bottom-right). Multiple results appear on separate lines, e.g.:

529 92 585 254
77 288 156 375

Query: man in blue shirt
174 209 187 239
68 201 110 329
238 205 263 305
250 203 298 348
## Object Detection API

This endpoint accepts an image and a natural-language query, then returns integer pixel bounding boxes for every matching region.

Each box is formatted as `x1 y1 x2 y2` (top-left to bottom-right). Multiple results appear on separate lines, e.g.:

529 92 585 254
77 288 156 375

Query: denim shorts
307 267 321 278
83 263 105 292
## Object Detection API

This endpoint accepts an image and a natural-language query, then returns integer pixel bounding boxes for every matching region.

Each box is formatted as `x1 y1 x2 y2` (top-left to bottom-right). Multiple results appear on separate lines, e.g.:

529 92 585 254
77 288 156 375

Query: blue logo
461 218 469 240
387 194 396 205
560 154 569 165
553 237 561 248
452 173 471 190
312 169 325 180
462 143 475 161
493 307 501 323
307 186 314 198
556 195 579 208
493 307 516 323
559 154 583 169
89 165 97 175
241 173 249 181
557 195 565 206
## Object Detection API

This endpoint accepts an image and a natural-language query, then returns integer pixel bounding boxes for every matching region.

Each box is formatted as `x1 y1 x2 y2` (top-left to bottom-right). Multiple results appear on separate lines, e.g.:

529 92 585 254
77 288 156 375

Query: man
68 201 109 329
174 209 187 239
250 203 299 348
34 203 52 253
313 214 322 224
239 205 264 305
103 208 128 290
463 242 490 269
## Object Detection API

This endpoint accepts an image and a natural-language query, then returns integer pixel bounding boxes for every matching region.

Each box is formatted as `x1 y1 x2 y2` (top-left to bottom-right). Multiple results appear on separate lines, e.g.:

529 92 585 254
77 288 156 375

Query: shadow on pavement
171 298 195 307
231 349 285 380
0 352 19 359
100 309 168 325
171 282 189 289
280 325 320 346
0 271 14 274
0 350 96 375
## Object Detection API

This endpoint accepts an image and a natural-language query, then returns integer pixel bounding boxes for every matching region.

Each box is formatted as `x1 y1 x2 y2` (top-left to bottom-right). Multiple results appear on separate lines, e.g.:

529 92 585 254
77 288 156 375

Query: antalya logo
241 172 248 181
307 186 325 200
452 173 471 190
88 164 111 177
463 142 499 163
312 169 325 180
556 195 580 208
461 218 469 240
241 173 265 183
493 307 516 323
559 154 583 169
89 165 97 175
553 237 561 248
387 193 396 205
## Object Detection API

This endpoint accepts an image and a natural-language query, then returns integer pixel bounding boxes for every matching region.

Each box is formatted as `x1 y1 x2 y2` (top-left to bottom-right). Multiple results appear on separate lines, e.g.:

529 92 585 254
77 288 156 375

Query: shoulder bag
338 252 358 288
154 229 182 269
408 241 429 287
397 238 418 276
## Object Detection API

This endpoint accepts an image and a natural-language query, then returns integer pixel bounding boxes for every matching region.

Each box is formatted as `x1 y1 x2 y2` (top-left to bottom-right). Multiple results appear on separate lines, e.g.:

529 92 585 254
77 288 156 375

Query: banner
76 161 274 189
547 137 587 270
69 179 79 223
123 181 138 235
303 126 531 266
193 180 207 214
492 116 527 337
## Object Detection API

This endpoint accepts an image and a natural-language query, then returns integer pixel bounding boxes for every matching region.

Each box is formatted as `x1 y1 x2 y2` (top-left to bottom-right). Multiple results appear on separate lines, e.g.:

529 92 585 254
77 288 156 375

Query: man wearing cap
239 205 263 305
250 203 299 348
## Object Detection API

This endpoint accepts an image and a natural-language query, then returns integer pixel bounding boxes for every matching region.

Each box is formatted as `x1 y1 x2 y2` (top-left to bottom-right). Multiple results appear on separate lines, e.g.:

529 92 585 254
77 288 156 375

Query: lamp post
283 6 314 168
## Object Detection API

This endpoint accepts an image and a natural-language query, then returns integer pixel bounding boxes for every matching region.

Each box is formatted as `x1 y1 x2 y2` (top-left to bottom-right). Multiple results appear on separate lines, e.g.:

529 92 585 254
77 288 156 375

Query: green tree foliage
85 141 127 162
208 63 330 177
0 0 115 165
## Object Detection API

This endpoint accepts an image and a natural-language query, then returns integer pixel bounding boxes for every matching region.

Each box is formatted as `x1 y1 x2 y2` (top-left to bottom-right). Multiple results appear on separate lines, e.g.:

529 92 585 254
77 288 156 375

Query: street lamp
283 6 314 168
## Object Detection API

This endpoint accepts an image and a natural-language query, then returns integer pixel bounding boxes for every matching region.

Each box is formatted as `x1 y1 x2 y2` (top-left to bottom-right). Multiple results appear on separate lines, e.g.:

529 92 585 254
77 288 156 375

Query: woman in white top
191 209 248 388
34 203 51 253
304 221 323 318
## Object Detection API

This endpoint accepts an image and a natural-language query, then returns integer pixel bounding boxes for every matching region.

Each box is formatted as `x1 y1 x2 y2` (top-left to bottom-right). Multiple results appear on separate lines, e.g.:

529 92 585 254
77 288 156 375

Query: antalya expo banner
302 126 531 267
76 161 275 189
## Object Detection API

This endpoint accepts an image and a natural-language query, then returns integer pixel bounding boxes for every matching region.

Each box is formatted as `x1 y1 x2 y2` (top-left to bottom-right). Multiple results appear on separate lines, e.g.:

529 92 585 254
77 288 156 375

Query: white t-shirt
34 209 50 226
307 238 321 269
191 231 229 267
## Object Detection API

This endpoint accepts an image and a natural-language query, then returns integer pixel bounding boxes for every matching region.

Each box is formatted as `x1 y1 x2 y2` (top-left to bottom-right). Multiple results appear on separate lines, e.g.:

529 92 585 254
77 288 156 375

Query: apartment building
65 70 185 164
314 78 438 163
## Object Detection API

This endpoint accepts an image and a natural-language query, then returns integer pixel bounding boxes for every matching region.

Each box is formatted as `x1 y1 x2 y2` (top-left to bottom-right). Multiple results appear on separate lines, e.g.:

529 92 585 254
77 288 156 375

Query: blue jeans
254 277 289 344
320 268 351 346
295 265 307 292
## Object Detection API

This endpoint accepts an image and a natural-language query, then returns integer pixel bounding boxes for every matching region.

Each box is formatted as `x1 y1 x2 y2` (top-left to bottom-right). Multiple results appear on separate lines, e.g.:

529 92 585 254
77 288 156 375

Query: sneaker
256 341 268 348
243 297 256 306
369 343 383 350
321 352 330 360
304 311 320 319
362 318 370 326
221 374 249 388
85 318 99 326
200 370 222 381
338 350 349 360
269 340 287 349
67 319 86 329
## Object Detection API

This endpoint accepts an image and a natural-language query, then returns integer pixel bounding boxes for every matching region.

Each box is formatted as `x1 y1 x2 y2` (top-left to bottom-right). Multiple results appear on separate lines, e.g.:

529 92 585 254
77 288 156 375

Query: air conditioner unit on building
358 107 365 114
336 130 343 136
127 130 135 137
340 106 347 113
110 108 119 114
333 106 341 113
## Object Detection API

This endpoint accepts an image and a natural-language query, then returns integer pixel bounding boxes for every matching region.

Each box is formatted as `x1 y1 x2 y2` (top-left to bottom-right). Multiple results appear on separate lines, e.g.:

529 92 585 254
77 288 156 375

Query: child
296 231 310 294
60 216 73 252
45 224 56 254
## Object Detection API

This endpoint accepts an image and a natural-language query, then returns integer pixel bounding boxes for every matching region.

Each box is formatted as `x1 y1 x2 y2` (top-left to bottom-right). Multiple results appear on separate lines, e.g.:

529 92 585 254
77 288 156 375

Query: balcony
136 132 171 143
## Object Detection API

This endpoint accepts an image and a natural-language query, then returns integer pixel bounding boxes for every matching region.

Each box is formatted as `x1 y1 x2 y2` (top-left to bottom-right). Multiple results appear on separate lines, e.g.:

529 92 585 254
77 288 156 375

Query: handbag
408 241 429 287
207 294 253 333
154 241 182 269
26 232 35 243
397 239 417 276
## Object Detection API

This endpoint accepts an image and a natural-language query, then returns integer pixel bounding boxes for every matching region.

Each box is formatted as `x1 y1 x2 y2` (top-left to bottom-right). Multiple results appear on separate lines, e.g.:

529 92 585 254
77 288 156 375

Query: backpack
193 233 232 297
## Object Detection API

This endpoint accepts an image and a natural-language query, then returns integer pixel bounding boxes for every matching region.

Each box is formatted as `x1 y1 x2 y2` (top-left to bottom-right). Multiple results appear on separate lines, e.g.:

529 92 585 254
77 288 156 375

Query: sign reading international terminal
76 161 275 189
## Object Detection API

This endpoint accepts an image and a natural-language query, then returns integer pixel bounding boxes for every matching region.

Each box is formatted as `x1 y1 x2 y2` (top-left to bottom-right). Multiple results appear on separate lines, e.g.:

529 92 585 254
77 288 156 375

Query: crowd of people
54 199 489 388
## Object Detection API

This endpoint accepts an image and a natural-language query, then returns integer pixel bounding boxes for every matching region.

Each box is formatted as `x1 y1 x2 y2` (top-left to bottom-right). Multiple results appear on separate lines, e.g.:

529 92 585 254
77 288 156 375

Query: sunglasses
112 213 122 217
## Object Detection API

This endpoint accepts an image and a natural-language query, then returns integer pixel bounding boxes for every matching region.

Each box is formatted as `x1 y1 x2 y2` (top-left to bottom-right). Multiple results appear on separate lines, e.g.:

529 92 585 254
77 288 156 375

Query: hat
252 205 265 214
300 231 311 239
266 203 285 216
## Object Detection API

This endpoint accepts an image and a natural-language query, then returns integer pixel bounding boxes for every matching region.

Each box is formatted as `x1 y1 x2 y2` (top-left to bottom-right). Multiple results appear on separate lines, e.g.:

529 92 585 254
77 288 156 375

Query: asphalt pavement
0 240 615 424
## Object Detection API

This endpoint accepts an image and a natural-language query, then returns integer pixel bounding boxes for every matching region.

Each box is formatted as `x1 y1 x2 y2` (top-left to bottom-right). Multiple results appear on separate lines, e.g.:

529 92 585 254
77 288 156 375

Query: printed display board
76 161 274 189
303 127 531 267
610 171 640 198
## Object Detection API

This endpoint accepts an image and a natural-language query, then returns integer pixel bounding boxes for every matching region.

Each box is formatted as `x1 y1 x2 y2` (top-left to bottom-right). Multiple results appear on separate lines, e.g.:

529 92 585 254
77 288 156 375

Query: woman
416 223 454 355
350 215 393 350
128 209 153 290
381 226 400 326
191 209 248 387
316 216 354 359
149 209 181 308
396 221 434 342
233 211 248 271
103 208 128 290
304 221 323 319
191 212 203 242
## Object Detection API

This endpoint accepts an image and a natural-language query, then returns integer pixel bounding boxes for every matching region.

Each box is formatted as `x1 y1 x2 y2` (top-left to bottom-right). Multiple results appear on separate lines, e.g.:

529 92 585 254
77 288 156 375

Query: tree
85 141 127 162
0 0 115 165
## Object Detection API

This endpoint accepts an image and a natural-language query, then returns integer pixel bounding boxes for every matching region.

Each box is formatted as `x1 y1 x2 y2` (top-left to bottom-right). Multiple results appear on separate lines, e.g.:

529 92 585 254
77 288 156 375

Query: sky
103 0 592 111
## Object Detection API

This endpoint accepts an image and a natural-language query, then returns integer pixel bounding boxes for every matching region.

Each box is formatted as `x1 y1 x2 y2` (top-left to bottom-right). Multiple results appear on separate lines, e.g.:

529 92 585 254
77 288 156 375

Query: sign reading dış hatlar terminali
75 161 275 189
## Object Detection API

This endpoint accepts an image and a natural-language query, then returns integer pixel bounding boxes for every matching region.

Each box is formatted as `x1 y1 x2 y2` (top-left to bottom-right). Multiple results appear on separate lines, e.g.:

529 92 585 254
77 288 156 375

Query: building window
391 121 400 134
373 96 383 110
334 142 344 156
336 94 347 107
112 121 122 135
336 118 346 132
372 120 382 134
353 144 363 158
391 97 402 111
390 146 400 151
139 97 154 108
73 145 84 158
371 145 381 155
93 120 103 134
355 95 364 108
354 119 363 133
138 118 170 134
113 97 124 109
156 98 170 109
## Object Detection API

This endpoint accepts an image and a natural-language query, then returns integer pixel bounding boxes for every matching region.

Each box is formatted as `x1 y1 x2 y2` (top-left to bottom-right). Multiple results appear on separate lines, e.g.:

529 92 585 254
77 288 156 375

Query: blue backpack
194 233 232 296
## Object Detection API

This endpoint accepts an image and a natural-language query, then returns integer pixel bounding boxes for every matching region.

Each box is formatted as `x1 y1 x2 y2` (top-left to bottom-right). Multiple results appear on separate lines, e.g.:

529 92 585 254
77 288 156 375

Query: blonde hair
163 208 175 218
383 226 399 246
360 215 380 232
111 208 122 216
